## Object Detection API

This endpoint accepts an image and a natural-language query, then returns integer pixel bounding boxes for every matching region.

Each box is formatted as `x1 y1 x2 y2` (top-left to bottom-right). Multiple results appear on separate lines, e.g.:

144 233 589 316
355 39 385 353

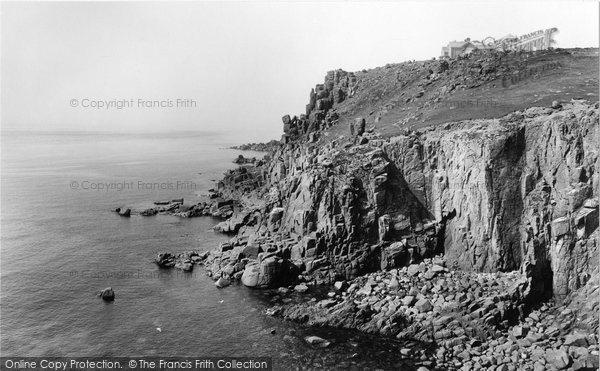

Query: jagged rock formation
202 100 598 309
165 48 598 370
281 69 358 143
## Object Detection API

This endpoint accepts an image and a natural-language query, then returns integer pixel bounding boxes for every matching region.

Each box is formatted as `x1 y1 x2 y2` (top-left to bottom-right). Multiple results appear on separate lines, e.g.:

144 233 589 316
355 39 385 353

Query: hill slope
282 48 598 141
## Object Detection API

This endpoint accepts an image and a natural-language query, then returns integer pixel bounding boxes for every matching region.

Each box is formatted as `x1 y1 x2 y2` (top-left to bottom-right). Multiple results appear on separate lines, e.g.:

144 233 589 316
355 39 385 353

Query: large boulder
241 262 261 287
241 256 298 288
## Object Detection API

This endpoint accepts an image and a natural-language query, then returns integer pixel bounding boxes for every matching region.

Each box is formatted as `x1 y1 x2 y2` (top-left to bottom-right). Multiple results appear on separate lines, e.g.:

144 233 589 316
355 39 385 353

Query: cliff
210 48 598 299
188 48 599 369
221 101 598 300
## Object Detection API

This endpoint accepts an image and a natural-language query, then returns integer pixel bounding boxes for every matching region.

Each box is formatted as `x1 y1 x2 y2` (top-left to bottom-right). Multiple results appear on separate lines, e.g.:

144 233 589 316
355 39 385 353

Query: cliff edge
193 48 598 370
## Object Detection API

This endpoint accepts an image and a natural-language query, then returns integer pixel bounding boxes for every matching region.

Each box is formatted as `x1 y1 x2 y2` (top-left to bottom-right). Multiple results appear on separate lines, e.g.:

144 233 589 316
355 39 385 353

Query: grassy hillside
320 48 598 139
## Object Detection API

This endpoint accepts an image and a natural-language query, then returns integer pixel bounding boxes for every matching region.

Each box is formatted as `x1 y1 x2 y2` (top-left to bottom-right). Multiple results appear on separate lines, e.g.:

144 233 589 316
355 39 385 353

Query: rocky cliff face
173 49 600 371
205 102 598 308
202 50 598 309
380 103 599 302
520 105 599 301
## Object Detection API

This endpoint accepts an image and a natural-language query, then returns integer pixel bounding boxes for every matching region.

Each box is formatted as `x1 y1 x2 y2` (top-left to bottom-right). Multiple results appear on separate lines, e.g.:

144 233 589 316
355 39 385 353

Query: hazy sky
1 1 598 142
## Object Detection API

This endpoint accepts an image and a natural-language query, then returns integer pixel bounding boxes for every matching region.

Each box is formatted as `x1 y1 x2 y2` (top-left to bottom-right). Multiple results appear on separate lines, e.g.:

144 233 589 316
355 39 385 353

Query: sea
0 131 419 370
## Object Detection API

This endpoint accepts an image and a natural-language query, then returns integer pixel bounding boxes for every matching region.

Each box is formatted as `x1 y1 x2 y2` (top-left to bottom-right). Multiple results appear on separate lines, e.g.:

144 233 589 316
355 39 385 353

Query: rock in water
155 252 176 268
98 287 115 301
115 208 131 217
215 277 231 288
304 336 330 348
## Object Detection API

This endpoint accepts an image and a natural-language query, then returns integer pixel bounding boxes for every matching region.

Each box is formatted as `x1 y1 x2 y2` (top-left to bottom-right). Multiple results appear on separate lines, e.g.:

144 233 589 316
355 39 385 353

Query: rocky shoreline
273 258 599 370
154 248 598 370
230 140 280 152
121 49 598 370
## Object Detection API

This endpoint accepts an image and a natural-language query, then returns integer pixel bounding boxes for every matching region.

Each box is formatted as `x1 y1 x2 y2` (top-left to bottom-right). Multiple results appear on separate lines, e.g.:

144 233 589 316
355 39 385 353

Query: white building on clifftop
441 28 559 58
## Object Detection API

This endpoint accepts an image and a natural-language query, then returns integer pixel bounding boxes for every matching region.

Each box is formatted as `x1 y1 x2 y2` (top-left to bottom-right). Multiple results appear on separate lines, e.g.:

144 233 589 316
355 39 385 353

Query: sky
1 1 598 142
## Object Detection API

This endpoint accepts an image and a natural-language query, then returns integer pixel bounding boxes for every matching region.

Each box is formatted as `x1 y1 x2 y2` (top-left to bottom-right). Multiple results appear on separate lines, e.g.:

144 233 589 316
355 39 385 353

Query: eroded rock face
204 102 598 303
378 102 598 301
280 69 357 143
253 139 444 282
519 104 599 301
383 122 527 273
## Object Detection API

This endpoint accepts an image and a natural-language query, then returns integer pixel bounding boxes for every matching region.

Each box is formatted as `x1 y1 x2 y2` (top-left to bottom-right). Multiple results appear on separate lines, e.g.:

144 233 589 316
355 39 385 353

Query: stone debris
274 257 600 370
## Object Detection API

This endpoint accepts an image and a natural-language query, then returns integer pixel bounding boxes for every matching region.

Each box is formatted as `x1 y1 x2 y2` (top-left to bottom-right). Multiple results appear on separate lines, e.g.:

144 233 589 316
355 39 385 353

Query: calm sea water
1 132 415 370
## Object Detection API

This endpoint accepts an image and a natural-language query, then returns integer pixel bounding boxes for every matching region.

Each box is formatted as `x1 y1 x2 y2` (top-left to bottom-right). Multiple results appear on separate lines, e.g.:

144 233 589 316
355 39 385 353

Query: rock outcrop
157 48 599 371
200 101 598 308
115 208 131 217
